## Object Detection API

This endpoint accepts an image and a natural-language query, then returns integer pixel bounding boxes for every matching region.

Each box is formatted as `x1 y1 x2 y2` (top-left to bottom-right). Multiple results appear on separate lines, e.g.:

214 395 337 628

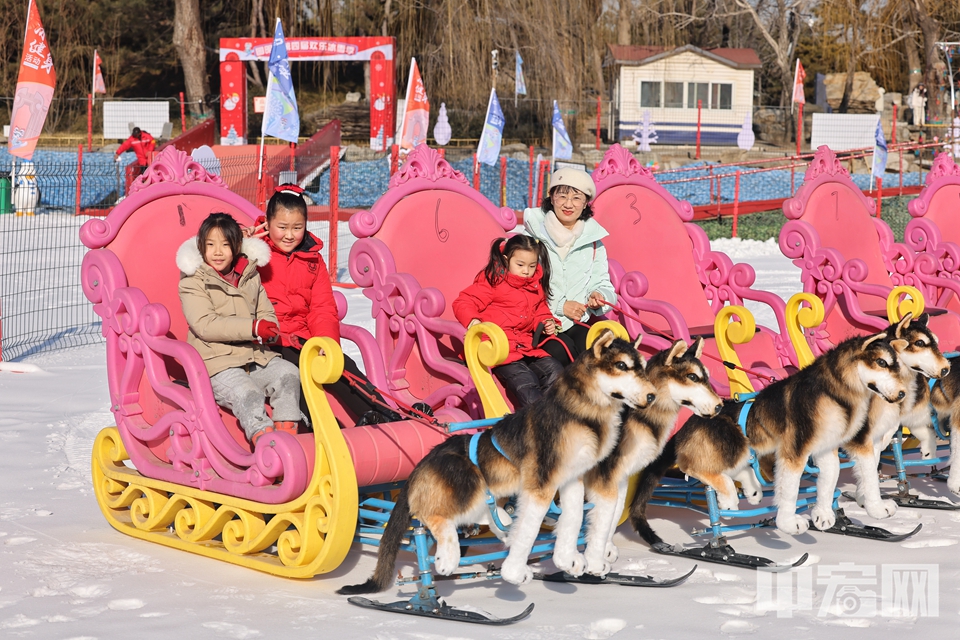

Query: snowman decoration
632 111 658 151
12 161 40 215
434 103 452 146
737 113 755 151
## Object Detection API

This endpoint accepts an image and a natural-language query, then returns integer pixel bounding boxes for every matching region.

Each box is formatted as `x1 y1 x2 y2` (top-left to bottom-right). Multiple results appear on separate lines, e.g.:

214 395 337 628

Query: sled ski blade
844 489 960 511
650 541 806 572
813 508 922 541
535 565 696 587
347 596 534 625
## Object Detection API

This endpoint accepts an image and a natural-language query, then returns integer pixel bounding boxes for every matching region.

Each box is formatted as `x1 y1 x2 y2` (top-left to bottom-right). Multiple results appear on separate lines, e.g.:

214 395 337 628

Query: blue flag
477 88 504 166
515 52 527 96
552 100 573 160
262 18 299 143
871 116 887 182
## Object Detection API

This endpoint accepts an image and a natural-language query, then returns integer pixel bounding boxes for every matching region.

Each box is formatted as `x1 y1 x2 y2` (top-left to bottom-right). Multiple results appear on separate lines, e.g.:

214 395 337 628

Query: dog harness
468 431 512 533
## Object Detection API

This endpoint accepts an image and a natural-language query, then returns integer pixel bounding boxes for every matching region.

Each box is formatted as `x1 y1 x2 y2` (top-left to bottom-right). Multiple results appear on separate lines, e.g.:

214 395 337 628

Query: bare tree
735 0 810 107
173 0 209 116
908 0 944 120
618 0 632 45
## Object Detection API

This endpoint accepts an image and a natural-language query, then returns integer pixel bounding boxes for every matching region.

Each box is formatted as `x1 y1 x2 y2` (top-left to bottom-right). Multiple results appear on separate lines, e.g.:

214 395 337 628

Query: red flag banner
93 49 105 94
8 0 56 160
398 58 429 152
792 59 806 106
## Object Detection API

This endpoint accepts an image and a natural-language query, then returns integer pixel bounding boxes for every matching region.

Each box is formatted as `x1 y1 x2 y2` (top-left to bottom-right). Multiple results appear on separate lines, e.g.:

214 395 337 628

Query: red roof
606 44 761 69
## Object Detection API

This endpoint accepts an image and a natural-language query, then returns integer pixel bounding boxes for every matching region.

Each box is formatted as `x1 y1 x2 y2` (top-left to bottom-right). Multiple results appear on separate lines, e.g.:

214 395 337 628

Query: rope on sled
338 369 445 430
597 298 778 384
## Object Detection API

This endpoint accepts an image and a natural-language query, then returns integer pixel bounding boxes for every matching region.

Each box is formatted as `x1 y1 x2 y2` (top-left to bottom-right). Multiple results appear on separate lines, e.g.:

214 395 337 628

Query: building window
664 82 684 108
641 81 661 108
687 82 709 109
712 83 733 110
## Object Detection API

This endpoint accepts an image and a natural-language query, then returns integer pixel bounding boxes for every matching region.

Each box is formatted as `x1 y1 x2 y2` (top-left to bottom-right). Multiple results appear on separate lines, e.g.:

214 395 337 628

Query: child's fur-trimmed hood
176 236 271 276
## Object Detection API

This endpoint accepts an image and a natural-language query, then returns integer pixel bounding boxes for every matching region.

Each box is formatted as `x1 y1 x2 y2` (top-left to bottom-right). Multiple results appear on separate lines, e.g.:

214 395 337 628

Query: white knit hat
550 166 596 200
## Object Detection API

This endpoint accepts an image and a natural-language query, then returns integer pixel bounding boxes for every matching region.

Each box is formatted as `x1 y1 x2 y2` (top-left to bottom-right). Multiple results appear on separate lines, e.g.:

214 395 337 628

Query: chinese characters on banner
398 58 429 153
8 0 56 160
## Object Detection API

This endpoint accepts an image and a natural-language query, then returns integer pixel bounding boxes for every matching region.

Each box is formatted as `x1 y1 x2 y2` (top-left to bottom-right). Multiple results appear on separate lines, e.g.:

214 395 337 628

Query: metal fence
1 138 951 361
0 213 101 361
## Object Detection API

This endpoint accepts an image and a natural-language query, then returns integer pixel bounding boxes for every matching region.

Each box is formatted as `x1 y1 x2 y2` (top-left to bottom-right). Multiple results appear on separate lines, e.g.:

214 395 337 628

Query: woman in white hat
523 166 616 363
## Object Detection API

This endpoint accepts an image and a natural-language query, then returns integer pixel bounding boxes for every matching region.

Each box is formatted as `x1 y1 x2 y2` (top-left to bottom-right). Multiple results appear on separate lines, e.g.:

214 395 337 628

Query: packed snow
2 238 958 638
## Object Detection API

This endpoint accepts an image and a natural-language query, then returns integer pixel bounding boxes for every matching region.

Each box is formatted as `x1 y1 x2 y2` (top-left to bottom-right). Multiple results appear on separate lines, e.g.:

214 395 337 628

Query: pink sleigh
79 145 476 577
780 146 960 353
590 144 798 394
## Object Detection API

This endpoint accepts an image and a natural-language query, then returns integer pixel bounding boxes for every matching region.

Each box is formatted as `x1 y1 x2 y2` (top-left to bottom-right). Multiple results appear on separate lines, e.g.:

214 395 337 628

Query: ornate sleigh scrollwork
81 143 360 577
83 248 309 502
782 146 960 345
904 153 960 309
91 336 358 578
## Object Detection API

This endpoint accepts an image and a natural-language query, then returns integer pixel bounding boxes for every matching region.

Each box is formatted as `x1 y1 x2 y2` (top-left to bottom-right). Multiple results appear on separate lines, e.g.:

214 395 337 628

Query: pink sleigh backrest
591 145 717 329
783 146 891 297
349 145 517 321
373 189 511 320
100 197 257 341
908 153 960 240
80 147 263 442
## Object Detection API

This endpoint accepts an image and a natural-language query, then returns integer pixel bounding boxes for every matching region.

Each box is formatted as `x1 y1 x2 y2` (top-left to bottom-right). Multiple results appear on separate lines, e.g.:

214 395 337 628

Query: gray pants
210 358 301 439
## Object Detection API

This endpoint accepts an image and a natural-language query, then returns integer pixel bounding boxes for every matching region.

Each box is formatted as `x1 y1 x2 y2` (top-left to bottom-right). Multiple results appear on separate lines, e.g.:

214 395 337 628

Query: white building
605 44 761 145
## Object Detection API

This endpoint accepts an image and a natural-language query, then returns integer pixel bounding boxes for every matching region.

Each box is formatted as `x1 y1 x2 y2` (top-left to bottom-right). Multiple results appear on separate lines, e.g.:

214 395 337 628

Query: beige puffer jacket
177 236 280 377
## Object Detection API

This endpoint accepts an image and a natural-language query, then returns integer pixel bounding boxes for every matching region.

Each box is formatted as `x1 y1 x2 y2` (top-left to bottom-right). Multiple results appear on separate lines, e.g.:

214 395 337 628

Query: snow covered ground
2 238 959 638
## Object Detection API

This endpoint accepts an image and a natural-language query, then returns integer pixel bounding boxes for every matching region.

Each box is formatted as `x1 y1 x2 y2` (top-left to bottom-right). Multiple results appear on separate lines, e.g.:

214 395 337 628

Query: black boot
410 402 435 418
355 410 386 426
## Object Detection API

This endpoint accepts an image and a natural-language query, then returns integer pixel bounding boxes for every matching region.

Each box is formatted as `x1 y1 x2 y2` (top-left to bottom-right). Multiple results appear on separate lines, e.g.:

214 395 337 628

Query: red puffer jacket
257 227 341 347
453 266 554 364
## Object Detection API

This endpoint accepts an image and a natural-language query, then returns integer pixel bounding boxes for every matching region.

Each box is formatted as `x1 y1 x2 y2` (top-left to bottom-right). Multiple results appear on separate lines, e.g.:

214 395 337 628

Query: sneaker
379 408 404 423
273 421 298 436
250 426 272 446
355 410 386 426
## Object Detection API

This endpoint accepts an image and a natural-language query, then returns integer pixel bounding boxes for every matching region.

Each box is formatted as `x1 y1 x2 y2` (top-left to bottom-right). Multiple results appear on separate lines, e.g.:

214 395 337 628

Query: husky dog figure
581 338 722 576
927 333 960 495
338 330 658 594
845 313 950 513
629 332 910 543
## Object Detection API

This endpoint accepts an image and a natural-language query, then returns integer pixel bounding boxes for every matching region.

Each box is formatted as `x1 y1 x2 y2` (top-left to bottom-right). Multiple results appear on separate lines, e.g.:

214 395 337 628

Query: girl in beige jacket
177 213 301 446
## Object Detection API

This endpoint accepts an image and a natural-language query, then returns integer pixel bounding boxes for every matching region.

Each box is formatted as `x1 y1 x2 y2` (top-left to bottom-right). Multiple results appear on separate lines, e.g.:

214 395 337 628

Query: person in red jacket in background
115 127 156 176
453 235 564 408
249 185 406 427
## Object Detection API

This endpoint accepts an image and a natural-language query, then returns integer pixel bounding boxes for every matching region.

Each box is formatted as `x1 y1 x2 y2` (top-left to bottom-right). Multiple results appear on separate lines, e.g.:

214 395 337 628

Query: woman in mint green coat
523 166 616 363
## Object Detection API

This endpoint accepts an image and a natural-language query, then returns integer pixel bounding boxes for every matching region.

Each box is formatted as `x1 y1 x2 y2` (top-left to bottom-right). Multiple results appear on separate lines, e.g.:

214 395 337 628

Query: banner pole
696 100 702 160
796 102 803 156
87 94 93 152
75 144 83 217
328 145 340 282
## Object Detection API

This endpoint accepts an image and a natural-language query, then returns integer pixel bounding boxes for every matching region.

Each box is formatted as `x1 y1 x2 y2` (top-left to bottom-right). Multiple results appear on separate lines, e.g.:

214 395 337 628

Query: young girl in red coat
250 185 404 426
453 235 564 408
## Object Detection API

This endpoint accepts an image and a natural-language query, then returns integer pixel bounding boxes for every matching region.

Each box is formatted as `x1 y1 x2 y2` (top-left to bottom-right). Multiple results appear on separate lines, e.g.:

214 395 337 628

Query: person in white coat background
523 167 616 364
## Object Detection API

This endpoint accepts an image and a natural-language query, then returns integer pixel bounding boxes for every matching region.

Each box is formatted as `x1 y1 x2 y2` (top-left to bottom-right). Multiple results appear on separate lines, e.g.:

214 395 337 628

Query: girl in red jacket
453 235 564 408
251 185 404 426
